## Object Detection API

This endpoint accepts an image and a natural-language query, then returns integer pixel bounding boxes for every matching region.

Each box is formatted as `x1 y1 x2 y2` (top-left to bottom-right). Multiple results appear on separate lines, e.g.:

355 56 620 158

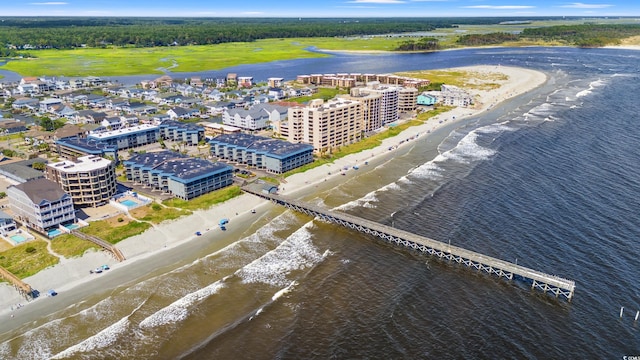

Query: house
39 98 64 113
102 116 125 130
12 98 40 111
75 110 107 124
0 210 17 236
267 88 285 101
268 77 285 88
167 107 199 120
53 124 86 141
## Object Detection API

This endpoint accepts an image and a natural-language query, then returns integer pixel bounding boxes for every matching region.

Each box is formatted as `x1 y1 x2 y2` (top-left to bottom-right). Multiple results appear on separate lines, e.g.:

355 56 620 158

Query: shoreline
0 64 548 337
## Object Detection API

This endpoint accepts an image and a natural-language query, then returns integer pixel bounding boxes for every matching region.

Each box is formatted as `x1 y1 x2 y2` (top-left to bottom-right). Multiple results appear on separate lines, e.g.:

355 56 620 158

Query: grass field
0 240 59 279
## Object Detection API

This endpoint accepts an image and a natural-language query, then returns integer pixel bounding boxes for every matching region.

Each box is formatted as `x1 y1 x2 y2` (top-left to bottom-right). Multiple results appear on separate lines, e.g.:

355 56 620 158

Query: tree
31 161 46 170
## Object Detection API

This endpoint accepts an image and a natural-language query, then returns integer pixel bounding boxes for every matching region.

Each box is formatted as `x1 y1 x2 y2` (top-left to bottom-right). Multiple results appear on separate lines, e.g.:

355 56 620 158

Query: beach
0 65 547 336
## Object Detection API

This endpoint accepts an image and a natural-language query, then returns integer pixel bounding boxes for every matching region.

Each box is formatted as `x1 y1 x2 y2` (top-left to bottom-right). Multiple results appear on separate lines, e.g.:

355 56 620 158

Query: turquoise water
48 229 62 237
10 235 26 243
64 224 79 230
121 200 139 208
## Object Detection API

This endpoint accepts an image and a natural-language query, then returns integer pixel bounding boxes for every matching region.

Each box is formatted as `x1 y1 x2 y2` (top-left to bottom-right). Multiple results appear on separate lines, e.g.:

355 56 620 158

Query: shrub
117 217 124 223
25 246 36 253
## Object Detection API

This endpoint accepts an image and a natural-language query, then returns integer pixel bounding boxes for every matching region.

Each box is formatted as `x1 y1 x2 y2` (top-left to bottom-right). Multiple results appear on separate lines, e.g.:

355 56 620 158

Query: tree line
457 24 640 48
0 16 575 53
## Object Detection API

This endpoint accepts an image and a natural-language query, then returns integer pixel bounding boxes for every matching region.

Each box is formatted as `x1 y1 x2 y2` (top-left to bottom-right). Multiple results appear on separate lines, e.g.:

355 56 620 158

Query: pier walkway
0 265 35 300
70 230 126 262
244 188 576 301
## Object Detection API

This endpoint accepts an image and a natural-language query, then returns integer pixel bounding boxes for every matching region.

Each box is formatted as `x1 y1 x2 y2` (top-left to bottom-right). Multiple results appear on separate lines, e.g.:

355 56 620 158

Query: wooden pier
0 265 35 300
244 188 576 301
70 230 126 262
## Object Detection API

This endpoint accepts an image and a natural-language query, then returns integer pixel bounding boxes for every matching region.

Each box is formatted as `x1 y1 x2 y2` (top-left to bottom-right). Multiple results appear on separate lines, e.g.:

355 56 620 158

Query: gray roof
13 178 68 205
125 150 230 182
0 161 46 182
210 133 313 159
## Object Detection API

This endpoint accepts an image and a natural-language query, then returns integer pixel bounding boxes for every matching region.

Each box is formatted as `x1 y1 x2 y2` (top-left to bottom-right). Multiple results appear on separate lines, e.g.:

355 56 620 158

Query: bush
25 246 36 253
117 217 124 223
151 203 162 211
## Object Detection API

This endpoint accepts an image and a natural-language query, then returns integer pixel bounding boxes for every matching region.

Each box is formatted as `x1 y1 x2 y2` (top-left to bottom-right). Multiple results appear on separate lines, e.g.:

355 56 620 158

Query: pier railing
244 188 576 301
70 230 126 262
0 265 35 300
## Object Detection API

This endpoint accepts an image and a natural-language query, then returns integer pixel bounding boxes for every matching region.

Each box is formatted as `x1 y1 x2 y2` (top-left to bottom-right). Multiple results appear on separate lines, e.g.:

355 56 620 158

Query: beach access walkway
0 265 35 300
243 186 576 301
70 230 126 262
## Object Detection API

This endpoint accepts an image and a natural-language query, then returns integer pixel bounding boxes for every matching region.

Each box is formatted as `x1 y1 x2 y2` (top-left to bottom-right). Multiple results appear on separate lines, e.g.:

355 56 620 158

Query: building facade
87 124 160 150
7 178 76 233
46 155 117 207
287 98 363 154
209 133 314 174
124 151 233 200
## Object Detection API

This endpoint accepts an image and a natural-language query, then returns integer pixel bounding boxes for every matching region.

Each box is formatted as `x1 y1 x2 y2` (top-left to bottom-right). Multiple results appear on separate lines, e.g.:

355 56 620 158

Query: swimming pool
10 235 27 243
121 199 139 208
48 229 62 237
64 223 79 230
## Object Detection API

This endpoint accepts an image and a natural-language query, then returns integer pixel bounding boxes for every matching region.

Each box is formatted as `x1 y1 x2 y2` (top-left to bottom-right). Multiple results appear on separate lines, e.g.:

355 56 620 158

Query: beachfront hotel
124 151 233 200
7 178 76 233
209 133 314 174
45 155 117 207
286 98 363 154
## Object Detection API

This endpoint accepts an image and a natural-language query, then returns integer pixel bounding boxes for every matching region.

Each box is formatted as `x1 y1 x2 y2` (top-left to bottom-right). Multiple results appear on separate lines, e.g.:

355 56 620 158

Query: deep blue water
2 47 640 359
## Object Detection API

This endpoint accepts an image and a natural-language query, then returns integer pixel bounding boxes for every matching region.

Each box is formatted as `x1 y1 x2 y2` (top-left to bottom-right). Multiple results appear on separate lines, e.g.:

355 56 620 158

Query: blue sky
3 0 640 17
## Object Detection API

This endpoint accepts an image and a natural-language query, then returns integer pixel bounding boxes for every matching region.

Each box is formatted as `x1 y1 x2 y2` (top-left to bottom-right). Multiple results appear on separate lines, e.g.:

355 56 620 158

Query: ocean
1 47 640 359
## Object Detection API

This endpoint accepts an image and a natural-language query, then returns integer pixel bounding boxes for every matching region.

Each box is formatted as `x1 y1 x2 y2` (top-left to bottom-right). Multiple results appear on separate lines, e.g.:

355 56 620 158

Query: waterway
1 47 640 358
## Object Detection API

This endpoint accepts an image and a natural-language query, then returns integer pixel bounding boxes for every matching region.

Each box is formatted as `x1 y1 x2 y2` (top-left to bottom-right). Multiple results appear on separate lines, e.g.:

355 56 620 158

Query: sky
2 0 640 18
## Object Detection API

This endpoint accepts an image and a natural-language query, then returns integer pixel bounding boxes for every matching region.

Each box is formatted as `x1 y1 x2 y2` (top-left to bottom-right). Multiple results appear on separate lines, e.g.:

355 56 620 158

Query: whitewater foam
237 223 324 287
139 281 226 329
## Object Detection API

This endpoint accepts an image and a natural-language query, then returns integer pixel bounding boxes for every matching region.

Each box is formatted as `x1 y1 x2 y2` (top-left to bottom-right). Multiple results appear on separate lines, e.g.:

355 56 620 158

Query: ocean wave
51 299 148 359
334 188 381 211
439 131 497 164
139 281 226 329
237 223 324 287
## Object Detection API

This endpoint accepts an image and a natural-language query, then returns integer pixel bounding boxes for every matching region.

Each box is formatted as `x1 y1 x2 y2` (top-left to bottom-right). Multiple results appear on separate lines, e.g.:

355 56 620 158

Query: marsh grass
50 234 100 258
162 186 242 211
80 217 152 245
0 240 59 279
129 204 192 224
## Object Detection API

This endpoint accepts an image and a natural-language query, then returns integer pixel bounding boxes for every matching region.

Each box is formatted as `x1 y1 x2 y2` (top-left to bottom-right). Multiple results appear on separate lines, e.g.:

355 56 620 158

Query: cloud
558 2 613 8
461 5 535 9
29 2 68 4
347 0 406 3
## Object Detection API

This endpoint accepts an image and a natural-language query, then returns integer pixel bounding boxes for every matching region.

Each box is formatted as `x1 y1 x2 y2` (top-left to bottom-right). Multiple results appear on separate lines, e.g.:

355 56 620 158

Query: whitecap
138 281 226 329
237 223 323 287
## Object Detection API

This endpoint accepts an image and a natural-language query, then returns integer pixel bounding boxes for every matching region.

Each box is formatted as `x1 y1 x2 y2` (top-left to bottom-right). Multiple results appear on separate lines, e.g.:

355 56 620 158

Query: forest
456 24 640 47
0 16 573 52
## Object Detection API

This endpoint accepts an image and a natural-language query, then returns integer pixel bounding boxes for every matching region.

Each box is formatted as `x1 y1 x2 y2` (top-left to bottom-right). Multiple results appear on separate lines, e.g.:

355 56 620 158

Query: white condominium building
357 82 399 126
288 98 363 154
339 88 383 132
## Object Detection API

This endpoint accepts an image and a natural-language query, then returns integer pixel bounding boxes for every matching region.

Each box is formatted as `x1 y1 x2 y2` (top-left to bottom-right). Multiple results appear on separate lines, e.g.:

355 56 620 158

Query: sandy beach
0 65 547 335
